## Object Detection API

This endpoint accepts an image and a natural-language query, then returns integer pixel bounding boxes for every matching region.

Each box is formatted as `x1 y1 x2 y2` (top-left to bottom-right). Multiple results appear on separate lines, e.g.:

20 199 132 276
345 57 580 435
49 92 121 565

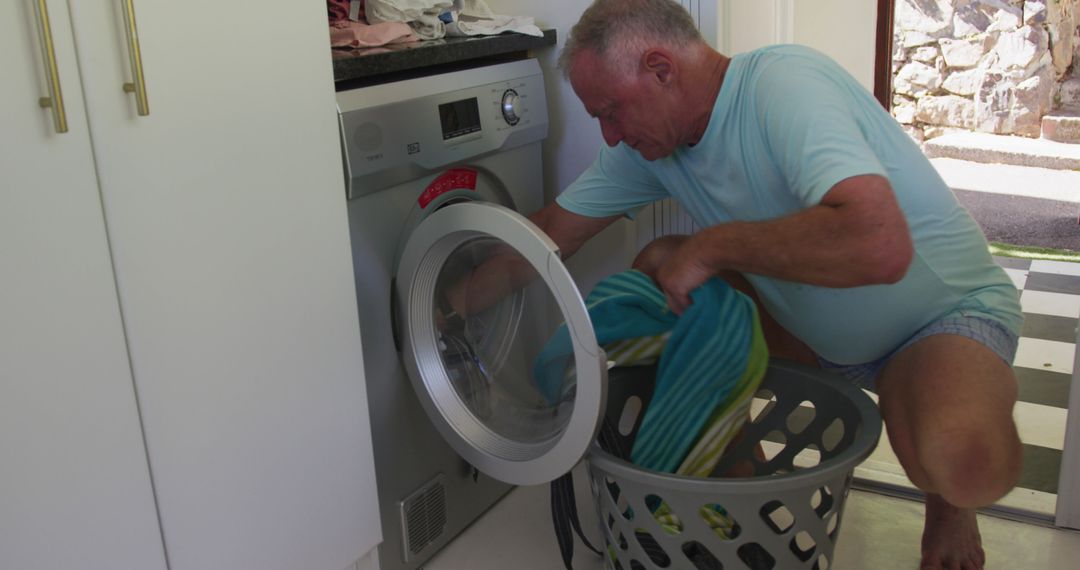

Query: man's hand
654 233 717 314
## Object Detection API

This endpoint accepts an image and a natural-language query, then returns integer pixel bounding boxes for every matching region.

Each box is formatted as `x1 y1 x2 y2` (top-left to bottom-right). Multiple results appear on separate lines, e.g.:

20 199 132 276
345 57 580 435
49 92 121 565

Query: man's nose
600 120 621 147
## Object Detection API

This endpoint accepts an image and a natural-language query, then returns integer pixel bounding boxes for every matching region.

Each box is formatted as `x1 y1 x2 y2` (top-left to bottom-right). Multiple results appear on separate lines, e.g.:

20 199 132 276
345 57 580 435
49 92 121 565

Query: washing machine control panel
337 59 549 199
500 89 522 126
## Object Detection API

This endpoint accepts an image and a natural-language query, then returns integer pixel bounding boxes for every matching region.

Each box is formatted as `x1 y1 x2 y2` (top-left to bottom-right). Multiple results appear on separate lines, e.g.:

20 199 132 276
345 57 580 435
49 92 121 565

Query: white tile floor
424 463 1080 569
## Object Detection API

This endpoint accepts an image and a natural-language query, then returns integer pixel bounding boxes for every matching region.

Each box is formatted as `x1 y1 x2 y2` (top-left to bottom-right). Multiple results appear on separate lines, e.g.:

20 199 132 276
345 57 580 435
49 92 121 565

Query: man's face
569 50 680 161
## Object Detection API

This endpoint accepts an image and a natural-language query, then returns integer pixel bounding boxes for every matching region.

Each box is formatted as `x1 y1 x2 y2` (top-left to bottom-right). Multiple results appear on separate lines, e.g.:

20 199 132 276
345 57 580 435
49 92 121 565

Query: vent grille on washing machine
399 474 448 561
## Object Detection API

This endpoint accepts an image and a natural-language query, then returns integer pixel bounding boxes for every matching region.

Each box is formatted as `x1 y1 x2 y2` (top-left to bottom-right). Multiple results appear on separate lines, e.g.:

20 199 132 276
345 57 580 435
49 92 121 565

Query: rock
917 94 976 128
954 2 992 36
1025 0 1048 25
943 67 984 95
895 61 945 97
912 45 941 63
940 36 991 67
903 30 940 49
894 100 918 124
993 25 1048 69
897 0 955 36
1060 77 1080 109
987 0 1024 32
1010 69 1055 136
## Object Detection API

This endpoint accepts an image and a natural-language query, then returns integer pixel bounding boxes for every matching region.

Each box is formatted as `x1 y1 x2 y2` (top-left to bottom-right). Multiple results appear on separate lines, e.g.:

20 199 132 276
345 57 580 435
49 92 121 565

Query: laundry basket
587 359 882 570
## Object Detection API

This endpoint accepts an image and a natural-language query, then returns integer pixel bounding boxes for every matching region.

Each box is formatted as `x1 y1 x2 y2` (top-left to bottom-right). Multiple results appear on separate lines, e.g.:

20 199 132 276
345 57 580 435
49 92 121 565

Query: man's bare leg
876 335 1021 570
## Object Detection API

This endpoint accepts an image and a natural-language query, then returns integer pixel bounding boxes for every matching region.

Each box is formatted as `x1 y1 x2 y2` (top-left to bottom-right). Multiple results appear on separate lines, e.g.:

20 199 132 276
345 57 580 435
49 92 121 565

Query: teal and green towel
533 269 768 476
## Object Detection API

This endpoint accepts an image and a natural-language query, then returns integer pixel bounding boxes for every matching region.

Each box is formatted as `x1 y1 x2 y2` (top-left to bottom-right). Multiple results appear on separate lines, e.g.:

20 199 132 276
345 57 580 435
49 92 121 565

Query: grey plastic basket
586 359 882 570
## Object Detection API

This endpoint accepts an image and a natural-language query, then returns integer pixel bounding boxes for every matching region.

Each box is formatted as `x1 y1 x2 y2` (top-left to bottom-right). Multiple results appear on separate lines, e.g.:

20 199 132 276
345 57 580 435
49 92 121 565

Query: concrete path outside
931 157 1080 252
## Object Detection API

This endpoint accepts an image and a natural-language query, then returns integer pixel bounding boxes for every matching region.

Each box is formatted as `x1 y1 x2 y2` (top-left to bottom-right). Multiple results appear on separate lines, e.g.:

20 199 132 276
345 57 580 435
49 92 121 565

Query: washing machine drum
395 201 607 486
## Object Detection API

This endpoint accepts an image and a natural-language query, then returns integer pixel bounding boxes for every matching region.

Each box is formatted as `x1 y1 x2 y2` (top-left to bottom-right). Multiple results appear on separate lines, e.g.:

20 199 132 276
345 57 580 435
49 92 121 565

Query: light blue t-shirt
557 45 1022 364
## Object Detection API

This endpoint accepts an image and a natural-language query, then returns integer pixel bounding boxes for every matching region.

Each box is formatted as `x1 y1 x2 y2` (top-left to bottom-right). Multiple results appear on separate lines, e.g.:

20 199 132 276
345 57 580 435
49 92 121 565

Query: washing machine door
396 201 607 486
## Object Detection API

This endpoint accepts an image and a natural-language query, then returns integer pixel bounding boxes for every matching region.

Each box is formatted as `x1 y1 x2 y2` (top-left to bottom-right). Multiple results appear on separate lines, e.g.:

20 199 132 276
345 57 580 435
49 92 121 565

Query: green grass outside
989 241 1080 263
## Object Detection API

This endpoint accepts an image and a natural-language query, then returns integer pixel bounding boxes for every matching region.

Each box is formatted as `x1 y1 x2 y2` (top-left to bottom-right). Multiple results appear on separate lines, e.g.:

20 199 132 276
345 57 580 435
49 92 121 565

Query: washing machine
339 59 609 570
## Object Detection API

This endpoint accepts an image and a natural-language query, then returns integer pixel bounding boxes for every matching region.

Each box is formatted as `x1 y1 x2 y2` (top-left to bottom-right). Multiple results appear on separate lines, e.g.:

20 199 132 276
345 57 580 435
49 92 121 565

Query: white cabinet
1 2 168 568
2 1 381 568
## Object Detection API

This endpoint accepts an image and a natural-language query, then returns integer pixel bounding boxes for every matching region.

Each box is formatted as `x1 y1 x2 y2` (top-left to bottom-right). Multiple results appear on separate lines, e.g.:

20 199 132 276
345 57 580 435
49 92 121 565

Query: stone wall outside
893 0 1080 140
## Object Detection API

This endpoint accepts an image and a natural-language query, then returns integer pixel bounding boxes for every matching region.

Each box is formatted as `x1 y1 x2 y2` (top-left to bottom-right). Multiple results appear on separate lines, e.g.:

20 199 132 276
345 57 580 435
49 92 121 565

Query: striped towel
533 270 767 476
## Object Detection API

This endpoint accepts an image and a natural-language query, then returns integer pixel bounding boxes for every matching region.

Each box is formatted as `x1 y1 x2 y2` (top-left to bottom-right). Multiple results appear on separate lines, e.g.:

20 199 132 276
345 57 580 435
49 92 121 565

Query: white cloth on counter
366 0 541 40
445 0 542 38
365 0 452 40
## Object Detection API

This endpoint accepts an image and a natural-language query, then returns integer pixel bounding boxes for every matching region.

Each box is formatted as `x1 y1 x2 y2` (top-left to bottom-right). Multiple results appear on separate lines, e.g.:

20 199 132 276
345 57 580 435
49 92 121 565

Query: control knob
501 89 522 126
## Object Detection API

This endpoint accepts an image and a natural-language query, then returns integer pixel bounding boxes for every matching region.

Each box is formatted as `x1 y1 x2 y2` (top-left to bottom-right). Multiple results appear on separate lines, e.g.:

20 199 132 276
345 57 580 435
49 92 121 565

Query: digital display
438 98 481 140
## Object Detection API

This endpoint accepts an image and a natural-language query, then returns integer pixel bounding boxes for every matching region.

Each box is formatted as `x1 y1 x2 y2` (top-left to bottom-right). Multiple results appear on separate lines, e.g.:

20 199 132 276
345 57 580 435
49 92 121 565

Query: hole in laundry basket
699 503 741 540
760 430 787 463
618 396 644 436
645 494 682 535
826 512 839 540
634 531 672 567
613 559 625 570
795 444 822 470
810 486 835 519
606 477 634 521
759 500 795 534
749 390 778 424
682 541 724 570
786 400 816 434
789 530 817 562
821 418 846 452
618 532 629 551
608 513 616 530
737 542 776 570
630 561 647 570
814 553 830 570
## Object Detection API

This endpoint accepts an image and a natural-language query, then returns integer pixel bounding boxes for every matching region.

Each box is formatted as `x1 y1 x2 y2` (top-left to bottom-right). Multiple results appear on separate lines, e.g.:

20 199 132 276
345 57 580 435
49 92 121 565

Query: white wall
792 0 877 91
720 1 877 90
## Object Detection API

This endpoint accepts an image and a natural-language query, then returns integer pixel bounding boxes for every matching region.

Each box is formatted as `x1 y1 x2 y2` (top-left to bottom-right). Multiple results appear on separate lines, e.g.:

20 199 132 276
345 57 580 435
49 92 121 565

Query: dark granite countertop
333 29 556 89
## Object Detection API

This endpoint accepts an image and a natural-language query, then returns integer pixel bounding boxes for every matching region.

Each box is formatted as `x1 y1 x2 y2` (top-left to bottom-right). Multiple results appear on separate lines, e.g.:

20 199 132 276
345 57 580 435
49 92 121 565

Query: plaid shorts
816 314 1019 391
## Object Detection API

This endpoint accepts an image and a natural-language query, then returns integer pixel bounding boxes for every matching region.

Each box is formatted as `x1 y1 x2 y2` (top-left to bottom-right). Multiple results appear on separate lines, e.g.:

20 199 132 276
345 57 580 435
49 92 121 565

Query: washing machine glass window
396 201 608 486
434 236 574 443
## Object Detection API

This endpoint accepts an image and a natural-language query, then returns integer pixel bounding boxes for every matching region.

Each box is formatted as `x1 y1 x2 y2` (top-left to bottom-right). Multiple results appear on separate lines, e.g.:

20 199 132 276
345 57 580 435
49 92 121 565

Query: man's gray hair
558 0 704 79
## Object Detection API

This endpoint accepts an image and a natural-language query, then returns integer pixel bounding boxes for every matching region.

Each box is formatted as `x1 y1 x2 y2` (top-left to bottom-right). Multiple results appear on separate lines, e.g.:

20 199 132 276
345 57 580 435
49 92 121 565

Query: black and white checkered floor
856 256 1076 514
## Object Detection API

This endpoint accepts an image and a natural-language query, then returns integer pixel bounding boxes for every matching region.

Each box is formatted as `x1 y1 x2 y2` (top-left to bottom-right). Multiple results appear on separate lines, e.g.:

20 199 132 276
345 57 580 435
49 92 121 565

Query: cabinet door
66 2 381 569
0 1 167 568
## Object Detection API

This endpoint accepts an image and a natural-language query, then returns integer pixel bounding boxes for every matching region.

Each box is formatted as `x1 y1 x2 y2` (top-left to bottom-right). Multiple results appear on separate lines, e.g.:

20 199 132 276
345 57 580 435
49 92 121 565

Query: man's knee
920 424 1021 508
879 337 1022 508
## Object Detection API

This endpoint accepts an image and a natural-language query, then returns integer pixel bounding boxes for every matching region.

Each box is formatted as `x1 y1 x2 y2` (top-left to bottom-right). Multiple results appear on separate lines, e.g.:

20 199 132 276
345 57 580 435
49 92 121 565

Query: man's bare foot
921 493 986 570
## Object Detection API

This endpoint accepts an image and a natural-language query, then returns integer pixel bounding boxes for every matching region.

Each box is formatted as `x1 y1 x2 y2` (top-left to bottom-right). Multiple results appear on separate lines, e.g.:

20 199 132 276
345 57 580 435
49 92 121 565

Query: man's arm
446 202 622 316
656 174 914 313
530 201 624 260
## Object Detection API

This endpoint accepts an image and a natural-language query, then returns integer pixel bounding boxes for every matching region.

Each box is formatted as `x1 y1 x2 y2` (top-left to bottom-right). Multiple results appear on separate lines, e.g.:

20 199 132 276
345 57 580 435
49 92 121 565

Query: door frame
874 0 895 110
1056 325 1080 529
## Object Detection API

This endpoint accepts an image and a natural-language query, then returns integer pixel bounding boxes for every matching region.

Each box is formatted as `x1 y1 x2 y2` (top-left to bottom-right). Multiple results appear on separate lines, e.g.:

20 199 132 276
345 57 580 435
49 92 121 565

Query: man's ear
641 48 675 85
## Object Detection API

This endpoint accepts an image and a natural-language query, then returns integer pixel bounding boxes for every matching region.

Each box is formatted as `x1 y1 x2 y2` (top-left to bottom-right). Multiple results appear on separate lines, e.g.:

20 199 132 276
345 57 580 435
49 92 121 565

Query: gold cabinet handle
32 0 68 133
120 0 149 116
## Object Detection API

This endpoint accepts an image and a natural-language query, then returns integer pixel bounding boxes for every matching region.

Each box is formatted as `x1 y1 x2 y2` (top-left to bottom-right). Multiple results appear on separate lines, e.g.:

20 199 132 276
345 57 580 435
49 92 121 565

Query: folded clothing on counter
329 19 419 48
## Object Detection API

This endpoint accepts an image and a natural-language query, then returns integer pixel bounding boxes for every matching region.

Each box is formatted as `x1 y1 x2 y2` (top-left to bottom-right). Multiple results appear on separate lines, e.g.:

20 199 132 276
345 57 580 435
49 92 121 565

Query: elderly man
512 0 1023 568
